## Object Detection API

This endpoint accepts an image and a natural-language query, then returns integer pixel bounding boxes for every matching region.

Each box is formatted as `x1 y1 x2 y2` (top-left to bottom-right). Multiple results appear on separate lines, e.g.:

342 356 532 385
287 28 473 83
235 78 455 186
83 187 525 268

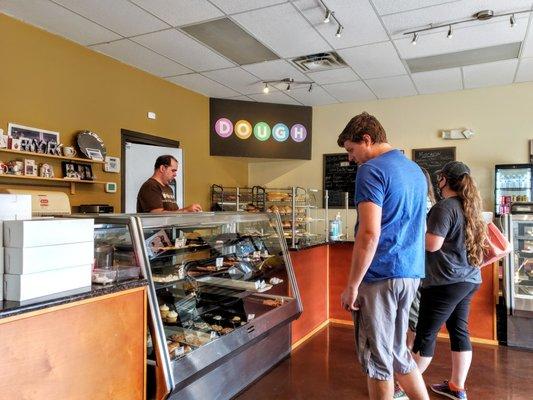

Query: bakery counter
0 279 147 320
0 280 147 400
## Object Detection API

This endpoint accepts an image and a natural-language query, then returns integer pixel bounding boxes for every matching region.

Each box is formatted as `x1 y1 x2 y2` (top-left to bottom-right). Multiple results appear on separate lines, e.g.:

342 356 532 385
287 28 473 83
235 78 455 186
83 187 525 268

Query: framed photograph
104 156 120 173
62 161 80 179
8 137 22 151
85 147 104 161
77 163 93 181
24 159 37 176
8 123 60 143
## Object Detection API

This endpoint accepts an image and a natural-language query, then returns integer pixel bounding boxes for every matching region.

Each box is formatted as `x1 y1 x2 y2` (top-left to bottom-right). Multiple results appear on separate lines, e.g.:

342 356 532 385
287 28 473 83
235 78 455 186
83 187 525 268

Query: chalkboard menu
323 153 357 208
412 147 456 195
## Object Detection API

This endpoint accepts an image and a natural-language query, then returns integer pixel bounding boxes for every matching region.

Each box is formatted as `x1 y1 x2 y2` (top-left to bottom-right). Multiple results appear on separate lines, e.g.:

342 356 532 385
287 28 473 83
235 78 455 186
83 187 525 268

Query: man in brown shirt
136 155 202 213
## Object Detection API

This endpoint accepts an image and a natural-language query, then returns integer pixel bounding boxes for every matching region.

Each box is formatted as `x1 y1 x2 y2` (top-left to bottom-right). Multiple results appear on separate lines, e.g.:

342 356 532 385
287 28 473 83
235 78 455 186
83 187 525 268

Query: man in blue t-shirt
337 112 429 400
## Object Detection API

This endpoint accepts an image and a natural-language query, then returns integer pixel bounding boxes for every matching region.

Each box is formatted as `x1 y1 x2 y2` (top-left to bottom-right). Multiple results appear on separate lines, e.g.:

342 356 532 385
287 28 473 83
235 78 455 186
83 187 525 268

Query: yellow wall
249 83 533 211
0 14 248 211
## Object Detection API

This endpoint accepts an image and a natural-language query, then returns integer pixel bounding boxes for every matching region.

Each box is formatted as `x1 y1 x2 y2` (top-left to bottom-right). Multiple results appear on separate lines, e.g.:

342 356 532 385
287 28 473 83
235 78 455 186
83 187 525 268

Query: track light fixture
260 78 314 94
319 0 344 39
403 8 531 43
324 9 331 24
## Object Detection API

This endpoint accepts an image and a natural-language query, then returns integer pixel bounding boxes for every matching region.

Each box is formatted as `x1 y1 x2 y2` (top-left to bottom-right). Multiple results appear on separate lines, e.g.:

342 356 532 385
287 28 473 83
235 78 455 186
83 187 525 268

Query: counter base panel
168 323 290 400
507 314 533 349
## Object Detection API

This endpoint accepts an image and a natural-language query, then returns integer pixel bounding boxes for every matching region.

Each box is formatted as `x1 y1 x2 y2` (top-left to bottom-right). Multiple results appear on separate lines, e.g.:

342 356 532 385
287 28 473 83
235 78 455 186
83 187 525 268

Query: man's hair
337 112 387 146
154 155 177 169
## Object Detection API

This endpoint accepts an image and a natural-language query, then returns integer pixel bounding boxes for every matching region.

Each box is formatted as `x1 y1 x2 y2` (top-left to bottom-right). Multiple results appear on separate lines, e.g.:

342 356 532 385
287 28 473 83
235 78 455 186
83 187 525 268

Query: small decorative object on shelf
86 147 104 161
0 160 7 174
62 146 77 158
77 130 106 158
39 163 54 178
61 161 93 180
24 159 37 176
8 160 23 175
8 137 22 151
7 123 61 155
0 130 7 148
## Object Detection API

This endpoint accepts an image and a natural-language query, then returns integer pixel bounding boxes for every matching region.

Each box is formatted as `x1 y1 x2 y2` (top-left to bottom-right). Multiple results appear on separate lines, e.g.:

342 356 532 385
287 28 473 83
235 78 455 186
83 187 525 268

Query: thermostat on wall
105 182 117 193
104 156 120 173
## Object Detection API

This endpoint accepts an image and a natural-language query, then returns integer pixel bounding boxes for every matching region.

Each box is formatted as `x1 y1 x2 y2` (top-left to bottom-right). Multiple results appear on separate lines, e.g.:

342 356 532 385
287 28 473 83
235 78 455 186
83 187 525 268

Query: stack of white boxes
0 194 32 301
3 218 95 301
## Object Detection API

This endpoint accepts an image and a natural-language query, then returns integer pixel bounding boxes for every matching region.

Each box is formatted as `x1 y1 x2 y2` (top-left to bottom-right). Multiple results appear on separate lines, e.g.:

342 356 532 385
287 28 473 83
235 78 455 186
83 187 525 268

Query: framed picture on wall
8 123 60 143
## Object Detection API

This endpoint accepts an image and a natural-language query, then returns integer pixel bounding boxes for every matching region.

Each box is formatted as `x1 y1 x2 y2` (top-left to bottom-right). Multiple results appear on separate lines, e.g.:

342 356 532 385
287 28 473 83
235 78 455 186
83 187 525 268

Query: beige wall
0 14 248 211
249 83 533 211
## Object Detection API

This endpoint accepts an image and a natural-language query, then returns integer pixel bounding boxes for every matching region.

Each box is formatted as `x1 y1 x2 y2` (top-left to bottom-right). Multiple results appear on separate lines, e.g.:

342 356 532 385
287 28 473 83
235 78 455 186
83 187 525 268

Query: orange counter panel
291 245 329 345
328 243 497 342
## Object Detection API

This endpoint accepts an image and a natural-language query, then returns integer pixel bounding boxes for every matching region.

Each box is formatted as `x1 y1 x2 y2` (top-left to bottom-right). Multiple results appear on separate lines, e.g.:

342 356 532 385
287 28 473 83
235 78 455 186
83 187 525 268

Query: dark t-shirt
136 178 179 213
423 196 481 288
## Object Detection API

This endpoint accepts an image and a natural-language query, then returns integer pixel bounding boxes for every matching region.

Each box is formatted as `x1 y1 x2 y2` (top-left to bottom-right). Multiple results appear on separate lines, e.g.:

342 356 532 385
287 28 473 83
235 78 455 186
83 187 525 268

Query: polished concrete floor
236 323 531 400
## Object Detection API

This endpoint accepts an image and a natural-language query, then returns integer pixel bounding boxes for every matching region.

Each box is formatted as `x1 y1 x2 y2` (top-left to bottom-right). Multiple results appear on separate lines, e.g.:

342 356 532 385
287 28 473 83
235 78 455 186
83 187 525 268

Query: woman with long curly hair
412 161 487 400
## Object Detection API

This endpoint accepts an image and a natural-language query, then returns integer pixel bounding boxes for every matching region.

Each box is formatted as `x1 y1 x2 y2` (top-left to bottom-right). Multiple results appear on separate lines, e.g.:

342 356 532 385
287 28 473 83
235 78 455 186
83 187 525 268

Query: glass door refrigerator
502 208 533 349
495 164 533 215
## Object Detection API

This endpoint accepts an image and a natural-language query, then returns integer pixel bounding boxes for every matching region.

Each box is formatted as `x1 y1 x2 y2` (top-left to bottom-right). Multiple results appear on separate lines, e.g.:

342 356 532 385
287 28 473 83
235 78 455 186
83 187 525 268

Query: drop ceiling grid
411 68 463 94
321 81 377 103
132 28 236 71
519 10 533 57
370 0 461 16
129 0 224 27
247 90 302 105
207 0 289 15
365 75 418 99
515 57 533 82
0 0 121 45
52 0 170 37
230 2 331 58
283 85 339 106
167 73 241 97
202 67 267 95
305 68 360 85
89 39 192 77
462 58 519 89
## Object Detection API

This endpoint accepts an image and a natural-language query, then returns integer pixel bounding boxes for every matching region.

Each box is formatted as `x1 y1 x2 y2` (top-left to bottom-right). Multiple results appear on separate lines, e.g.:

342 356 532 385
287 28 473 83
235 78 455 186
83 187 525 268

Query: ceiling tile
242 59 309 81
132 28 235 71
372 0 460 16
306 67 360 84
365 75 417 99
463 59 518 89
395 17 529 59
130 0 223 27
411 68 462 94
520 16 533 58
232 3 331 58
209 0 288 14
322 81 377 102
515 58 533 82
53 0 169 36
293 0 389 49
339 41 407 79
0 0 120 45
222 95 256 102
167 73 240 97
247 91 302 105
285 85 338 106
90 39 191 77
382 0 533 37
203 67 264 94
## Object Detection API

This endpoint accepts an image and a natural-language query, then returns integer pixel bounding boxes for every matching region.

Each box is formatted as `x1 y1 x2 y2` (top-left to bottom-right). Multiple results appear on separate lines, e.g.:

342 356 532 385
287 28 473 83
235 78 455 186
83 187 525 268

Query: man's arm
341 201 382 311
149 204 203 213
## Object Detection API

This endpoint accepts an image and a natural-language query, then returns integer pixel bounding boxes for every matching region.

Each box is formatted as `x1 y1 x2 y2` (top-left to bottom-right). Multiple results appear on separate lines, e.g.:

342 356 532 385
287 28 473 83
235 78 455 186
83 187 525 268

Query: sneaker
393 384 409 400
430 381 467 400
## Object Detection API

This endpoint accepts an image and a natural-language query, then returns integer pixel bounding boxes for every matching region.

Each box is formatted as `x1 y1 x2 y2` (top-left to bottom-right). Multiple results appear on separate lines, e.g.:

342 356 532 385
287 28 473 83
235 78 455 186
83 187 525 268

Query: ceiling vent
291 52 347 72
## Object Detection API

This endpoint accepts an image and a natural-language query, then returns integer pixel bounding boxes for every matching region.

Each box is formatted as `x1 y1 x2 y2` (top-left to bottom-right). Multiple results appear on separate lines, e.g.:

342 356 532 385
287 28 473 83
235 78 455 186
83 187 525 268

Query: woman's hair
421 167 436 206
445 173 488 267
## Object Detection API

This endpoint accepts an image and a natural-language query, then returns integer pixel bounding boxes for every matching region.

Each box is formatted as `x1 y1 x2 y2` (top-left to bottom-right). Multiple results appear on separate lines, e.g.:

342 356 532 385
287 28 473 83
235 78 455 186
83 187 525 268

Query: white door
124 143 183 213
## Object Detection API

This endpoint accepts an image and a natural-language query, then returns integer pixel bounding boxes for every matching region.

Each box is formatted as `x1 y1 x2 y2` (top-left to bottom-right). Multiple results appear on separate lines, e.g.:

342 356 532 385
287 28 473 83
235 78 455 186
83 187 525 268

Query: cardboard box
0 194 32 246
4 241 94 274
3 218 94 248
3 264 92 301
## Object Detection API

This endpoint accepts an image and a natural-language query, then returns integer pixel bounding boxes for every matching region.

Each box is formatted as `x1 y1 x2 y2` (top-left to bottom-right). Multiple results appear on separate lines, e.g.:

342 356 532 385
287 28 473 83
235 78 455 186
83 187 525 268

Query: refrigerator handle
502 214 512 314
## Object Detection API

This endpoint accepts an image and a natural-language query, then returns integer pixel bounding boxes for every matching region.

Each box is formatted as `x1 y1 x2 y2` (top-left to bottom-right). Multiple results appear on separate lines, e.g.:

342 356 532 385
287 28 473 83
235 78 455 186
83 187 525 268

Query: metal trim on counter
0 279 147 320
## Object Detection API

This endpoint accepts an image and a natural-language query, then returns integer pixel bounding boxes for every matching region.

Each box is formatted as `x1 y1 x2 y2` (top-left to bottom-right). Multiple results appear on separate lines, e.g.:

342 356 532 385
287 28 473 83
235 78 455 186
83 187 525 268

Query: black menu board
323 153 357 208
412 147 456 195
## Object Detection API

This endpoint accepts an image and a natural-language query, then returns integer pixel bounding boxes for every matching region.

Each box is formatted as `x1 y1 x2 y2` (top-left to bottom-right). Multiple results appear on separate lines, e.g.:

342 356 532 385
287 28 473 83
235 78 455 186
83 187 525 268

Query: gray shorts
352 278 420 380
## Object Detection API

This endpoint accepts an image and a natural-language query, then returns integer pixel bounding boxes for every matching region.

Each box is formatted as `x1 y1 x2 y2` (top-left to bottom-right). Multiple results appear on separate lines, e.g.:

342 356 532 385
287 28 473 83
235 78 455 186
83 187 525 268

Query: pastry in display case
210 184 265 212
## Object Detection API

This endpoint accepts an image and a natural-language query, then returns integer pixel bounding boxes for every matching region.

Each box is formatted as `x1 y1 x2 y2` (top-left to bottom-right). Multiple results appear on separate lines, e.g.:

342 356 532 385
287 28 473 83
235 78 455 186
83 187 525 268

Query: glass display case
502 213 533 349
265 187 327 249
84 212 302 399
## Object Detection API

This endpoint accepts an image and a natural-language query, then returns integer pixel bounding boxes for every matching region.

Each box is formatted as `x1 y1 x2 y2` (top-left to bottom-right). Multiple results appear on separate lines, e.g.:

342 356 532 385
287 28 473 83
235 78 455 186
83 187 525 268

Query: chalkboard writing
412 147 456 195
323 153 357 208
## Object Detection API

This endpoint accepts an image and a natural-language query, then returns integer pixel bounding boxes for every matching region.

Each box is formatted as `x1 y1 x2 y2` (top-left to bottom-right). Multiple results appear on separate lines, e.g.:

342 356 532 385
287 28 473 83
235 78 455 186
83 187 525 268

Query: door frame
121 129 179 212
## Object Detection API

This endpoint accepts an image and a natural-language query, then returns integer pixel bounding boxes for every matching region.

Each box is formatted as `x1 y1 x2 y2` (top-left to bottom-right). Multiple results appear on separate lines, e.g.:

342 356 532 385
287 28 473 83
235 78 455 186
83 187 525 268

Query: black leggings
412 282 480 357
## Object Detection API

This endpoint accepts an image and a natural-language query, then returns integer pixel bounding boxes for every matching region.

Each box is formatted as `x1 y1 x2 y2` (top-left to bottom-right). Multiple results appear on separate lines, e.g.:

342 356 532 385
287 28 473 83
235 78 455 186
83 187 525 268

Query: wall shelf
0 148 105 164
0 173 110 194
